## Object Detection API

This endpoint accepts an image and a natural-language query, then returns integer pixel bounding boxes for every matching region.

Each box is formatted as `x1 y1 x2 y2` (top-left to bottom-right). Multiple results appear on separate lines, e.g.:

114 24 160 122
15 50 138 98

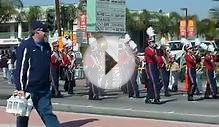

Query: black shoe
212 95 218 99
204 95 210 99
53 94 64 98
93 95 101 100
153 99 161 104
164 92 171 97
88 97 93 100
188 96 194 101
68 91 74 94
145 98 152 104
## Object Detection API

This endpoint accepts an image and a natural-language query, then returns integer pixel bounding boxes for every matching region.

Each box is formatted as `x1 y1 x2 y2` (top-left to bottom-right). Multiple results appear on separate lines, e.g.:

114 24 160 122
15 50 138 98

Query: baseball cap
32 21 48 32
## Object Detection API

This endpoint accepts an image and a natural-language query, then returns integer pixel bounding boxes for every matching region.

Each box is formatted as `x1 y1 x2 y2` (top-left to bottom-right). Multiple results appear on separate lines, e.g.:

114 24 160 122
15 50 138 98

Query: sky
21 0 219 19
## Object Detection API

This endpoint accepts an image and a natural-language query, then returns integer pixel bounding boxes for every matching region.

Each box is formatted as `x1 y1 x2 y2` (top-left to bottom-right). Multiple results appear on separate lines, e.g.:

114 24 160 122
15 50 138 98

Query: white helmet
208 45 215 52
200 43 208 50
195 38 201 46
181 38 190 45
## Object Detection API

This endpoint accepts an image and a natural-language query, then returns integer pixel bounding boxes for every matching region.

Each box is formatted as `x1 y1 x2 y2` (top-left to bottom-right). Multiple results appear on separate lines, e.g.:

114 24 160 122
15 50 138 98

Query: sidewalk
0 107 219 127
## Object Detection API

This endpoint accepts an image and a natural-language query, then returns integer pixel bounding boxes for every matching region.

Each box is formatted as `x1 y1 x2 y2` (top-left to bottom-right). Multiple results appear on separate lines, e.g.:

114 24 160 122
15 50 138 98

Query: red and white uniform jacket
145 47 157 64
185 53 196 69
51 51 61 69
204 55 215 72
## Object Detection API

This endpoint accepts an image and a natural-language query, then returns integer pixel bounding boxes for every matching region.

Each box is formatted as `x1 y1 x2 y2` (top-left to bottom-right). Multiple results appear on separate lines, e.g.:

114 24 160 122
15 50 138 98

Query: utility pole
55 0 61 36
181 8 188 39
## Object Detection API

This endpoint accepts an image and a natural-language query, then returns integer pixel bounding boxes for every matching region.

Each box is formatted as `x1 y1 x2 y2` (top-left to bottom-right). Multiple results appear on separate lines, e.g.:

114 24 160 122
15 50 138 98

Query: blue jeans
17 92 60 127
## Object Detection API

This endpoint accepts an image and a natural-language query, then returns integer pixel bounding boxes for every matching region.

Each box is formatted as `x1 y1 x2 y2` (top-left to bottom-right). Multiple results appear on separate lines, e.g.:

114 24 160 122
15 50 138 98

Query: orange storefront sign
179 19 196 38
188 19 196 38
180 20 186 37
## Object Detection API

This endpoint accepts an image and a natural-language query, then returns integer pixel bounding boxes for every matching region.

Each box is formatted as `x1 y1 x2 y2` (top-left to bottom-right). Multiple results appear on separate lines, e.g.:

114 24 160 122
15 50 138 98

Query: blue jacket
14 37 51 93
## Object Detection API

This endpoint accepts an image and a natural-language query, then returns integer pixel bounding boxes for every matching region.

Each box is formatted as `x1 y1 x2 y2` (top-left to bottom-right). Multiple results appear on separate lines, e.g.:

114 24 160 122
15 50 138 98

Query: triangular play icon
105 52 117 75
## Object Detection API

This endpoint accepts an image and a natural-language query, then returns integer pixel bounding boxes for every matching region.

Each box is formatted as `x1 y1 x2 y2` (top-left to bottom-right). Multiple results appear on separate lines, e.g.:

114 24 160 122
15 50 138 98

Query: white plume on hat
129 40 137 50
146 27 156 37
124 34 131 43
208 45 215 52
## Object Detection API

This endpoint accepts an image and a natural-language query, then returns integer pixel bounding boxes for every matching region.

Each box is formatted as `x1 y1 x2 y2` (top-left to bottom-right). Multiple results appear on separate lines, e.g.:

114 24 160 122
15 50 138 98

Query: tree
26 6 43 30
168 12 182 38
0 0 17 23
61 5 77 31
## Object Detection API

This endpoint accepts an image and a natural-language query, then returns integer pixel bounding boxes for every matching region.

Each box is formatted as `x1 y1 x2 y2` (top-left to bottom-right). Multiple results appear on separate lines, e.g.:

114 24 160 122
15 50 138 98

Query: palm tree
26 6 43 31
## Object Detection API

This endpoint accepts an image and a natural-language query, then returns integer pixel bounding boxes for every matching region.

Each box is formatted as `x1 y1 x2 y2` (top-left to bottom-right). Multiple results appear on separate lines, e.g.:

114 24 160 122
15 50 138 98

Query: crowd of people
0 49 16 84
142 27 218 104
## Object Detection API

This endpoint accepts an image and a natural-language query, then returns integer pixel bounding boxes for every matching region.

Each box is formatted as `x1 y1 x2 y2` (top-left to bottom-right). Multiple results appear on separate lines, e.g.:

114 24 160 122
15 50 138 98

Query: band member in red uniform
157 46 170 97
51 41 63 98
204 45 217 99
61 45 72 94
144 30 161 104
184 44 197 101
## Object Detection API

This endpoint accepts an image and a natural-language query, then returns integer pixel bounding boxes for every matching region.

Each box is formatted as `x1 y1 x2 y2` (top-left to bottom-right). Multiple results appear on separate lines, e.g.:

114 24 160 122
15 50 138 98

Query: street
0 75 219 126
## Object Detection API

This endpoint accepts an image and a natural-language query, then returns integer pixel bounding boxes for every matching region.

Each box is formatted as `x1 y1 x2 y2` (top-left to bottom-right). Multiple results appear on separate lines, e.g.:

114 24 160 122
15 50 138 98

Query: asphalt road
0 76 219 125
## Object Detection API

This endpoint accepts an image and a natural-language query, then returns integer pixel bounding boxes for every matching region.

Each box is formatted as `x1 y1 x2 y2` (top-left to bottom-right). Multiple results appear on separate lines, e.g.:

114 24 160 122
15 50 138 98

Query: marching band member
126 34 140 98
51 40 63 98
62 45 72 94
156 46 170 97
184 42 197 101
204 45 217 99
144 27 161 104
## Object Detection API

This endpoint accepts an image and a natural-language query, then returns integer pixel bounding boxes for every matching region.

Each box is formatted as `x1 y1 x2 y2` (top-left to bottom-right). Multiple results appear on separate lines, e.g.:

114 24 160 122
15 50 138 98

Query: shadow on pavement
61 118 98 127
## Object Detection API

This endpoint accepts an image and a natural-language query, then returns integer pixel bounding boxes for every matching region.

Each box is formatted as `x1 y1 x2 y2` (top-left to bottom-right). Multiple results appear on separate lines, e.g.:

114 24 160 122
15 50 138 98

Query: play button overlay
83 34 136 89
105 52 117 75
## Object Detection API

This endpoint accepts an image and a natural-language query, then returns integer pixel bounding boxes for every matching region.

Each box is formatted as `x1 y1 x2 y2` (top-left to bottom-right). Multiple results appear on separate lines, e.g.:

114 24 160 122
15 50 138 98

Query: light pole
181 8 188 39
55 0 61 36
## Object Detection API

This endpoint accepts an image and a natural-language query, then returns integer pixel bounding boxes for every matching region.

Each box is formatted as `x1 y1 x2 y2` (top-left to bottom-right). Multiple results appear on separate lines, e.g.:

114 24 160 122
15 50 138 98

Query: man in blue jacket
14 21 61 127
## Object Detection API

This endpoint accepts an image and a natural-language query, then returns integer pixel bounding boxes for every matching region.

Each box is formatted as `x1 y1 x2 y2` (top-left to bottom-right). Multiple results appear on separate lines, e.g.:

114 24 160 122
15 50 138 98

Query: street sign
87 0 126 33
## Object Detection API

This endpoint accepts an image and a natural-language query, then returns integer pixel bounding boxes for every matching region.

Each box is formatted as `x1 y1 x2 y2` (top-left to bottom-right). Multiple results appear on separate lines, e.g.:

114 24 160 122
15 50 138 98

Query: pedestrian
7 52 15 84
1 50 8 79
14 21 61 127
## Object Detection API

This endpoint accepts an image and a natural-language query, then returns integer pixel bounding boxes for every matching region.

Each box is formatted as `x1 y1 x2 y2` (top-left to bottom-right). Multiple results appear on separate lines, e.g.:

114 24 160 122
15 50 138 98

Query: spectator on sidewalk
1 51 8 80
170 58 180 92
14 21 61 127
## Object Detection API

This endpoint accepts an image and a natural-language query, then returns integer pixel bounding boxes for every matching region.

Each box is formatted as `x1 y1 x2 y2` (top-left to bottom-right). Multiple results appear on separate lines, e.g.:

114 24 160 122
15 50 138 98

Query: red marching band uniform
204 54 217 98
185 49 197 101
